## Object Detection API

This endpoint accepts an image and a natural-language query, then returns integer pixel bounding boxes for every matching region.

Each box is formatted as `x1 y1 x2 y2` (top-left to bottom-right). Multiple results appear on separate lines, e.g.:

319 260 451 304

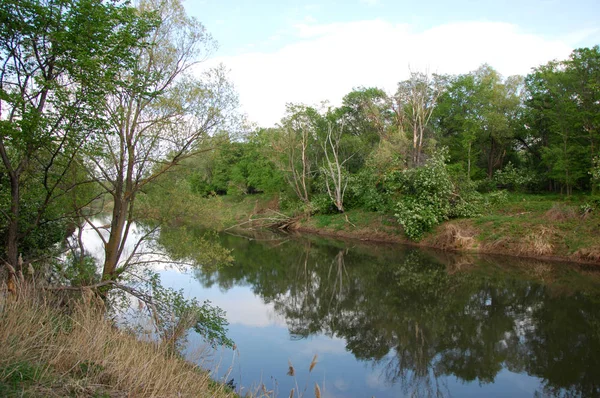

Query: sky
184 0 600 128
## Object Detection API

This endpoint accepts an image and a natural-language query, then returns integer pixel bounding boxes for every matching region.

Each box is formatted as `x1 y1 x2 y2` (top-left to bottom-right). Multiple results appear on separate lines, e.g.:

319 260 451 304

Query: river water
143 225 600 398
82 221 600 397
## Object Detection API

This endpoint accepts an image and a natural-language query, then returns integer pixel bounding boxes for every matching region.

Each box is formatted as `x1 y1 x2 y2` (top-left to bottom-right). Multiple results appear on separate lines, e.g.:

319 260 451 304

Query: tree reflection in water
157 226 600 397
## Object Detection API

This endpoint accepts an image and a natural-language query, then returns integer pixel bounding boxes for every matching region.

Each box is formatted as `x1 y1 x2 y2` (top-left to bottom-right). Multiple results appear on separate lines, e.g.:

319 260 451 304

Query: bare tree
83 0 238 283
320 121 352 212
271 104 318 203
396 70 445 166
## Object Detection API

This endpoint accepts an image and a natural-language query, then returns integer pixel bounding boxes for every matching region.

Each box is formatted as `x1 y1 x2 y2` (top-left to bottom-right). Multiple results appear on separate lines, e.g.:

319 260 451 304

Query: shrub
493 162 539 192
310 193 338 214
475 178 498 193
484 190 509 207
395 196 448 240
345 169 395 212
394 150 484 240
394 151 453 240
591 156 600 193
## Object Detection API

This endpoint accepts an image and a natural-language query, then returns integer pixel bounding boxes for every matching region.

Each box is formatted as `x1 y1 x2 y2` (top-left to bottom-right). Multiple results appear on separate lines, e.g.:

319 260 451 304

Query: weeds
0 286 235 397
545 203 578 221
521 226 557 256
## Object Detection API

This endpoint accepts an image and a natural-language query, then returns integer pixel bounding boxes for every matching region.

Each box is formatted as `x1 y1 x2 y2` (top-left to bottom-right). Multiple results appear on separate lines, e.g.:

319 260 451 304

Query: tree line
178 47 600 238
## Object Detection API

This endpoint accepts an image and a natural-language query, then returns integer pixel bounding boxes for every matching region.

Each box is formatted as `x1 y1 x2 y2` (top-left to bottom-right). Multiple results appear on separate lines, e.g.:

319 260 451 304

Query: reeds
0 286 235 397
284 354 321 398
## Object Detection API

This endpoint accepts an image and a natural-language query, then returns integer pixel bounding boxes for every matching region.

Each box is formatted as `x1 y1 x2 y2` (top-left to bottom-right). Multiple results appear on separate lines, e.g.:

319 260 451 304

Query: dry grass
544 203 578 222
575 246 600 262
430 223 477 251
0 288 235 398
520 226 556 256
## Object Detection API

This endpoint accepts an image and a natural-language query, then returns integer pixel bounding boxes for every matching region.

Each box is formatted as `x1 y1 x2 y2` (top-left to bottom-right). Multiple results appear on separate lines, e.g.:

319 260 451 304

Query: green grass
0 362 46 397
142 189 600 262
462 192 600 258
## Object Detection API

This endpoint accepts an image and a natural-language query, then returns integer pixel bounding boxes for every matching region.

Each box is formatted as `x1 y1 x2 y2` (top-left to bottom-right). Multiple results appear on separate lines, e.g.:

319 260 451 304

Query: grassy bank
296 193 600 264
145 192 600 265
0 290 236 398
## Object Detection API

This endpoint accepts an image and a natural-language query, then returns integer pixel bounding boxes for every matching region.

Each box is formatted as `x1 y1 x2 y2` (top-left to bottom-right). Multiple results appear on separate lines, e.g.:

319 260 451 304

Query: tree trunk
467 142 472 180
102 197 128 280
6 174 20 271
487 138 495 178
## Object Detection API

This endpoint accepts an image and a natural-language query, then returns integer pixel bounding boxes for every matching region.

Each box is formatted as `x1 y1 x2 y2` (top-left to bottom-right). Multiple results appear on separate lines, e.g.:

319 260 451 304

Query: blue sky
184 0 600 127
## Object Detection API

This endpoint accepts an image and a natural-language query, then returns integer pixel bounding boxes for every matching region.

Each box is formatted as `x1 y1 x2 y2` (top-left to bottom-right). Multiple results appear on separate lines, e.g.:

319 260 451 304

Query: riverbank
293 194 600 265
0 290 236 398
144 192 600 265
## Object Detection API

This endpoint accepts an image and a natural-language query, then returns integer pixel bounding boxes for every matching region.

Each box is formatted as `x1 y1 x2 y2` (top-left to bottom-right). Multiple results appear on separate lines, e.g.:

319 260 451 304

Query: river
84 222 600 397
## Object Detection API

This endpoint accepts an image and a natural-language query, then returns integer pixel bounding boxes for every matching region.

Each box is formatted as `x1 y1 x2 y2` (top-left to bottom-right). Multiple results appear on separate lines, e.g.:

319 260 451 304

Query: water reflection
156 226 600 397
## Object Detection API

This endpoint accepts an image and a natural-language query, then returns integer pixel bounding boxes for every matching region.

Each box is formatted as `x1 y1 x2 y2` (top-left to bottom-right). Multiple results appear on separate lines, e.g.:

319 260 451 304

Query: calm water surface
149 227 600 397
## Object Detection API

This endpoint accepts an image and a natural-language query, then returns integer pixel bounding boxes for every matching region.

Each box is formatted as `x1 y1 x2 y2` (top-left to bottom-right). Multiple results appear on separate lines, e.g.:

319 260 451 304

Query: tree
82 0 238 283
521 47 600 194
434 65 522 179
0 0 151 271
320 121 352 212
270 104 320 203
568 47 600 170
395 71 445 167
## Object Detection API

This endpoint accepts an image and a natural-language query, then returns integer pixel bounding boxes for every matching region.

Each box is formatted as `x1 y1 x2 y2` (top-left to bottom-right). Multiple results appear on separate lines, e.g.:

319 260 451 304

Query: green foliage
475 178 499 193
310 193 337 214
484 190 509 208
147 272 234 350
521 46 600 194
580 196 600 215
54 254 100 287
395 197 446 240
435 65 522 179
493 162 539 192
394 151 483 240
188 138 286 197
344 169 395 212
394 152 454 240
0 0 156 265
590 156 600 193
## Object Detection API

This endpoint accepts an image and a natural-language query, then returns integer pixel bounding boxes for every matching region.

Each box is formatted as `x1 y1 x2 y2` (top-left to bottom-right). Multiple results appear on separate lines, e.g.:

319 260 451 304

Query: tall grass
0 285 236 397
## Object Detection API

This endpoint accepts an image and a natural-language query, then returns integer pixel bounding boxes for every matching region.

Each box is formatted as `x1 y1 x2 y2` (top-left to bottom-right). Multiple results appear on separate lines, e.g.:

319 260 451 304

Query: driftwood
224 209 302 232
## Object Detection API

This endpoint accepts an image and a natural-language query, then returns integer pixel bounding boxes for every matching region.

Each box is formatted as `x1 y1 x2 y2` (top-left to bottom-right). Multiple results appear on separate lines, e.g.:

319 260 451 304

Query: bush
395 196 447 240
345 169 395 212
394 150 484 240
484 190 509 208
493 162 539 192
310 193 338 214
394 151 453 240
475 178 498 193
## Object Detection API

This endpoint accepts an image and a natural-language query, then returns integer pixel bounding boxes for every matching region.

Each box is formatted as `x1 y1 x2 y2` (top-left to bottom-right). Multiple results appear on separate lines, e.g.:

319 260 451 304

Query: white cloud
204 20 577 127
210 287 286 327
360 0 380 6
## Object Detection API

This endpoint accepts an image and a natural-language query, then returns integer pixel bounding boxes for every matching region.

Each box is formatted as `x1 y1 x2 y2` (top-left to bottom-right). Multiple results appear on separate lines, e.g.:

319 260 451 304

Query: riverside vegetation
0 0 599 396
140 47 600 263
